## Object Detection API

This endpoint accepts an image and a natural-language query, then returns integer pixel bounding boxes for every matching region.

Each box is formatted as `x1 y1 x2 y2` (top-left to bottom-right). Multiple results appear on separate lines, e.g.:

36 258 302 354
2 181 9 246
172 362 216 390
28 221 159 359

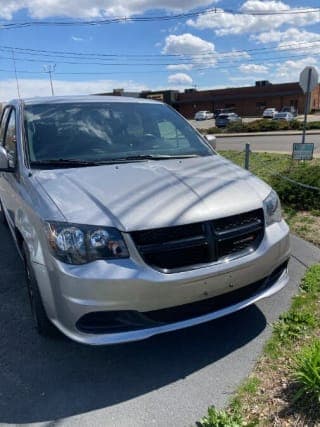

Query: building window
256 102 266 112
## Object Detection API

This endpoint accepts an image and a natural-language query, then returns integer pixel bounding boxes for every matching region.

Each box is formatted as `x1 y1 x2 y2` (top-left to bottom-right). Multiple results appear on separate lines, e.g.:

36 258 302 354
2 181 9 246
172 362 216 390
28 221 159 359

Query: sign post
292 66 319 161
299 66 319 144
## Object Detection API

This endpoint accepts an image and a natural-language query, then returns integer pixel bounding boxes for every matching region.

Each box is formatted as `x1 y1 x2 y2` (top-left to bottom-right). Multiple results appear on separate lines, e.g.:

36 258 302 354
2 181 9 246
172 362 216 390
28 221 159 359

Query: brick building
142 81 320 118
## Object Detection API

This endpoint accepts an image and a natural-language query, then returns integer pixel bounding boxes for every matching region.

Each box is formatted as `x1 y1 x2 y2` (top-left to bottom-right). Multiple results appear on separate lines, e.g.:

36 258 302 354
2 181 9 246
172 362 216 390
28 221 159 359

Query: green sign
292 143 314 160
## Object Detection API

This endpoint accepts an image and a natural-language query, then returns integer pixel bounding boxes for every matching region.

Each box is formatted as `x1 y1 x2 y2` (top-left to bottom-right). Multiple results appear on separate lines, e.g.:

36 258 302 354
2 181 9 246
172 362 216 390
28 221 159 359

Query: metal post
11 49 21 99
245 143 250 170
302 67 312 144
48 70 54 96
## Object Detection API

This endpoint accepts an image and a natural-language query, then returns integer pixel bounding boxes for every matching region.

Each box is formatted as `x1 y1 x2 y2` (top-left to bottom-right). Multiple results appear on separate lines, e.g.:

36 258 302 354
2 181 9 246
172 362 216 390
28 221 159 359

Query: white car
273 112 294 122
194 111 214 121
262 108 278 118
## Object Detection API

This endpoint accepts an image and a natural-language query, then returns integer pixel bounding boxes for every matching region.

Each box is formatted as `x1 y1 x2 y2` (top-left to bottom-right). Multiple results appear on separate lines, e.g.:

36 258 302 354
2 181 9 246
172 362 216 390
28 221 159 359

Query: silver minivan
0 96 290 345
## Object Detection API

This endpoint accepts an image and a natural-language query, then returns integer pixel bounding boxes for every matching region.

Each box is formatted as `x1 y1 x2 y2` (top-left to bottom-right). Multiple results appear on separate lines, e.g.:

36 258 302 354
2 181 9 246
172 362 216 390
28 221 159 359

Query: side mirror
204 134 216 150
0 146 13 172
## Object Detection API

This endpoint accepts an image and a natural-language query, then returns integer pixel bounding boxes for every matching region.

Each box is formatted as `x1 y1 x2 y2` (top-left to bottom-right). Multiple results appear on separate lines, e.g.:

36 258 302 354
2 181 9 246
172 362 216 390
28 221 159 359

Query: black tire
22 242 58 337
0 199 7 225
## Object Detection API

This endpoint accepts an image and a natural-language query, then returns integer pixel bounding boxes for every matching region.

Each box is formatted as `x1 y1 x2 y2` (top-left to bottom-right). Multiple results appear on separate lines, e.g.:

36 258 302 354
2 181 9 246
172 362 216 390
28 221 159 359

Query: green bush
306 121 320 130
273 310 316 342
199 407 244 427
293 339 320 403
290 119 303 130
270 163 320 210
226 121 247 133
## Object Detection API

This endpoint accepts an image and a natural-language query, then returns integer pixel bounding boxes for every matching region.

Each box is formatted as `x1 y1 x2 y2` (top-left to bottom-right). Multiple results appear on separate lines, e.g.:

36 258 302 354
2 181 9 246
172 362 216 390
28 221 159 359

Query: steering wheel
142 133 162 149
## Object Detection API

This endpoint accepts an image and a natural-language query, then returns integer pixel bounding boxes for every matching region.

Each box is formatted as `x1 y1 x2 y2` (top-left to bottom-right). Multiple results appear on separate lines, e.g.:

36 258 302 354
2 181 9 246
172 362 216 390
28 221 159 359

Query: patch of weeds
300 264 320 293
198 406 248 427
237 377 261 395
273 309 316 342
293 339 320 404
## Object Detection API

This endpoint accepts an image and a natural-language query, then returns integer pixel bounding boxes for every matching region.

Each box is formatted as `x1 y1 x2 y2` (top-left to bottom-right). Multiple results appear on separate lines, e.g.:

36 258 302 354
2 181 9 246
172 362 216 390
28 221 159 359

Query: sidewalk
215 129 320 138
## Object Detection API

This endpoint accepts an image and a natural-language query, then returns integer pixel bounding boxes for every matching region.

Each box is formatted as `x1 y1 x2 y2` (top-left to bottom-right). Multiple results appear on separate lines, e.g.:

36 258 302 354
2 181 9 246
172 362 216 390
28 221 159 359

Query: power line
0 49 319 70
1 39 320 61
0 7 319 29
0 41 320 69
0 50 319 76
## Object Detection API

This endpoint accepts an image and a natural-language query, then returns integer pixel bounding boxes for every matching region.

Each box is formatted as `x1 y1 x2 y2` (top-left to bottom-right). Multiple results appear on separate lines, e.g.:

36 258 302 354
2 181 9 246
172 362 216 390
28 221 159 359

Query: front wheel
22 242 58 337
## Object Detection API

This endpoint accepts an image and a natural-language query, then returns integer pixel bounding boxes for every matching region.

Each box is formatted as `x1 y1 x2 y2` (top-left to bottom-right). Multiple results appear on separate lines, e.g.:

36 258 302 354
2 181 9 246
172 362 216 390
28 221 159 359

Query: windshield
24 102 212 165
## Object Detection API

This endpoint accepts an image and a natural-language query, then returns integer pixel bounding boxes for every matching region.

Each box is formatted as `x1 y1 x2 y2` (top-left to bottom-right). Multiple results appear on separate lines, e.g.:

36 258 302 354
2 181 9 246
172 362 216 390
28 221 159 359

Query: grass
199 264 320 426
198 155 320 425
293 340 320 403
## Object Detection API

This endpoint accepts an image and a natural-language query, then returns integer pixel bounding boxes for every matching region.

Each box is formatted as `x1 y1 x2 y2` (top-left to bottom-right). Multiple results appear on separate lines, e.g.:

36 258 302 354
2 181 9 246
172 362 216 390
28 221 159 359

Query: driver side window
4 110 17 169
0 108 10 146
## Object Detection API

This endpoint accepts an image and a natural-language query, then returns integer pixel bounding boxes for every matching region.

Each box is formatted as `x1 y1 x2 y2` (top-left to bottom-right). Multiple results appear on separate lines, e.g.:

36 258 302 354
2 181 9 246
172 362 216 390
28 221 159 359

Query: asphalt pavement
216 133 320 156
0 223 319 427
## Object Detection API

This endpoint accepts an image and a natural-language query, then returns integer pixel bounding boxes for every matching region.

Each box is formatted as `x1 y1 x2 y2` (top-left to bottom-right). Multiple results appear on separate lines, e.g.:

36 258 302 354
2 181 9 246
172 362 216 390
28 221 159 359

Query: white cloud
0 78 148 101
188 1 320 36
0 0 218 20
251 28 320 59
162 33 217 69
168 72 193 85
71 36 84 42
167 63 193 71
239 63 268 73
272 57 319 82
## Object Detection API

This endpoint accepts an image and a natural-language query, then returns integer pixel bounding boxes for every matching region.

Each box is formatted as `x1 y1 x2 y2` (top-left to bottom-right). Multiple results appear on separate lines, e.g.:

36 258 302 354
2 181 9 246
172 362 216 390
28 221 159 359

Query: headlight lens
46 222 129 264
263 190 282 226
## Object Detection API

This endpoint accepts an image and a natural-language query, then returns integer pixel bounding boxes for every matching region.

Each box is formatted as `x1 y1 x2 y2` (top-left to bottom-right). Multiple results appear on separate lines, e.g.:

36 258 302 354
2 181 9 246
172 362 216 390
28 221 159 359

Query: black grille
130 209 265 272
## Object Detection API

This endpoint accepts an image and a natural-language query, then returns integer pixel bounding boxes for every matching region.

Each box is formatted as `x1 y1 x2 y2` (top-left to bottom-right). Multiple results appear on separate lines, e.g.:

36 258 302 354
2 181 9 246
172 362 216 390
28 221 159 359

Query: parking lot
189 114 320 130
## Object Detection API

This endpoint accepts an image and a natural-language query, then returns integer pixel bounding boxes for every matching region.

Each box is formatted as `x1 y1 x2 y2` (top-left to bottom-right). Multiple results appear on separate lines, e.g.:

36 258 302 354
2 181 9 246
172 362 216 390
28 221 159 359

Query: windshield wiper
113 154 200 161
30 154 201 168
30 159 109 168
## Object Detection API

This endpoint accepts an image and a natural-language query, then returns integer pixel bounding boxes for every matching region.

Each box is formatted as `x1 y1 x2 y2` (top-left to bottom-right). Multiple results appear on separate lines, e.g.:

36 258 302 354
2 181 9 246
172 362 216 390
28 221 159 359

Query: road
216 133 320 155
0 221 319 427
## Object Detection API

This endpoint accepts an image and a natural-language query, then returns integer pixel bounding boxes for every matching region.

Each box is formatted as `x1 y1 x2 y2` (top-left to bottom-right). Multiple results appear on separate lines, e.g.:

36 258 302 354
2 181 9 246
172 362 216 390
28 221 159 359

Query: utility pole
11 49 21 99
43 64 56 96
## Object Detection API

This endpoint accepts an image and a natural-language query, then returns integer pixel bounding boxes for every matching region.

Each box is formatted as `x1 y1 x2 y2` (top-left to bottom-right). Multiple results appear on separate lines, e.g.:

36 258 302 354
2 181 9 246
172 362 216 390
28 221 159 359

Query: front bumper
33 220 290 345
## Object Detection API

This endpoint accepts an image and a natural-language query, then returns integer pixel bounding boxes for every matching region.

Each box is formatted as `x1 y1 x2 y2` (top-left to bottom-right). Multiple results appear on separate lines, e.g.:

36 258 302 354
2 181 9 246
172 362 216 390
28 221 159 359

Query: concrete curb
214 130 320 138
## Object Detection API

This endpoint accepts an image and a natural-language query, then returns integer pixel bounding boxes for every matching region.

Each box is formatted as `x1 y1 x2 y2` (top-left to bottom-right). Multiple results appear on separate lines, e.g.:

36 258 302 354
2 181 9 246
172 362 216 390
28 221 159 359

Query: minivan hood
34 155 271 231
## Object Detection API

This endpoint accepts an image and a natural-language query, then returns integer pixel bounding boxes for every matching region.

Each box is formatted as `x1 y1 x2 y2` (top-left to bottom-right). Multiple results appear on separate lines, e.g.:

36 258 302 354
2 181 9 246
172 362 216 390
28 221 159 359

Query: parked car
213 108 233 119
215 112 242 128
0 96 290 345
273 112 294 121
194 110 213 121
281 106 297 116
262 108 278 118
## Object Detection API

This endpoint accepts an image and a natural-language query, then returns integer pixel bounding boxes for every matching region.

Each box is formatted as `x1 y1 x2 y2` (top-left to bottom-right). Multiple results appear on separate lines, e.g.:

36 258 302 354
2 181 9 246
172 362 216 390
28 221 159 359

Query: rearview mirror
0 146 14 172
204 134 216 150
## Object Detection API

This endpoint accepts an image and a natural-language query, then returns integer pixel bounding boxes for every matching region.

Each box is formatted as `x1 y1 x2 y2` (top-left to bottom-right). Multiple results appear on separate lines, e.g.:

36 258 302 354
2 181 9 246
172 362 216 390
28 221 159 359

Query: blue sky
0 0 320 100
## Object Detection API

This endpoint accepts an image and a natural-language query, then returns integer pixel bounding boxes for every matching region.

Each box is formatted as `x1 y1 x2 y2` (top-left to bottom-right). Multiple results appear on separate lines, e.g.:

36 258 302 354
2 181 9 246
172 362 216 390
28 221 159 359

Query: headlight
46 222 129 264
263 190 282 226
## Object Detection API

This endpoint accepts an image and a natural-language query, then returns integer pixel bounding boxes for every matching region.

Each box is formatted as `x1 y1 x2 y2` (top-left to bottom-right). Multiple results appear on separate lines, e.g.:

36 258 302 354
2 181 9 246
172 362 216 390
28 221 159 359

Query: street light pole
43 64 56 96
